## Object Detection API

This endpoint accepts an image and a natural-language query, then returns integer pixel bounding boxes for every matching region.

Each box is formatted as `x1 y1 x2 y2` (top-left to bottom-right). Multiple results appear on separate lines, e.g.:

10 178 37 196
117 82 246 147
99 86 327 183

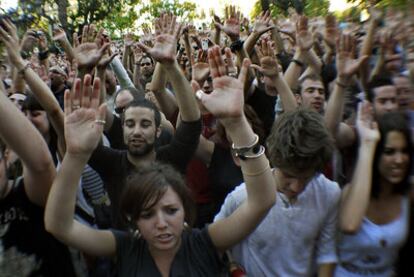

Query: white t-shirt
335 197 410 277
215 173 341 277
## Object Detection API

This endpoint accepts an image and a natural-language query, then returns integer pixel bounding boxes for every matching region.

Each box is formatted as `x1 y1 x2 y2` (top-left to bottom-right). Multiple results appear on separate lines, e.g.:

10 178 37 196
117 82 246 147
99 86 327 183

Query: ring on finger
94 119 106 125
195 90 203 101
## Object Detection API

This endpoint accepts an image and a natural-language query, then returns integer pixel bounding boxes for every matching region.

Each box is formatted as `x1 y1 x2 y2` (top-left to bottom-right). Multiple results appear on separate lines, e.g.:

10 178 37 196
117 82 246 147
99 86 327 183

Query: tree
346 0 409 9
137 0 197 23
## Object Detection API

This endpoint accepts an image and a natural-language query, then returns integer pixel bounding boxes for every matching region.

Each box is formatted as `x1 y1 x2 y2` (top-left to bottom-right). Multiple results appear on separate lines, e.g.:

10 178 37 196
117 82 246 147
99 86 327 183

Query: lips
311 101 323 110
156 234 173 243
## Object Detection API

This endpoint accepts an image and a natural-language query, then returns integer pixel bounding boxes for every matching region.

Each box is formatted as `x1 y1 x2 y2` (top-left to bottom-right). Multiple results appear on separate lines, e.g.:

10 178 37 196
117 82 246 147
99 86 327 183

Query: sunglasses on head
114 106 124 115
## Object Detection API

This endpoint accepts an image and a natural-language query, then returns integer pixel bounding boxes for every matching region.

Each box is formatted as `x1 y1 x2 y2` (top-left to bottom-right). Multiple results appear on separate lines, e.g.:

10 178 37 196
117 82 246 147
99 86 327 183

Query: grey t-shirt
112 227 225 276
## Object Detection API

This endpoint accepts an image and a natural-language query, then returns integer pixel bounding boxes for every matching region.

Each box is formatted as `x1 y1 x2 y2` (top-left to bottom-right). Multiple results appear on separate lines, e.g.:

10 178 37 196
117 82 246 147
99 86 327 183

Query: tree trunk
55 0 68 30
260 0 270 11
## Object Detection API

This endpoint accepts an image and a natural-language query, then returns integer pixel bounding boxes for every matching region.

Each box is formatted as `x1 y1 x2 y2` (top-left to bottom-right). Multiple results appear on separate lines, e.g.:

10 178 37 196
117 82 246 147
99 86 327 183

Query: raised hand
253 11 274 35
251 39 280 78
192 49 210 83
124 33 134 47
323 14 338 51
356 101 380 144
336 33 368 82
195 45 248 123
52 27 68 42
73 42 109 71
215 5 241 41
64 75 106 156
20 29 38 53
296 16 313 52
137 13 182 65
0 19 25 66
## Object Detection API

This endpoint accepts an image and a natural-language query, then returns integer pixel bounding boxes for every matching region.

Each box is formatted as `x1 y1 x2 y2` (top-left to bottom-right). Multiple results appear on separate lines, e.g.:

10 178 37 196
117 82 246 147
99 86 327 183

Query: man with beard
48 66 69 109
87 16 201 229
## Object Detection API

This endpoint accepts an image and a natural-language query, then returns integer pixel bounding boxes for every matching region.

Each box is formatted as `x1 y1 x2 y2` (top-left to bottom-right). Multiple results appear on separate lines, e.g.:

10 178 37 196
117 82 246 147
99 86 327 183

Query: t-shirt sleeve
213 184 245 222
105 115 125 150
157 119 202 173
315 182 341 265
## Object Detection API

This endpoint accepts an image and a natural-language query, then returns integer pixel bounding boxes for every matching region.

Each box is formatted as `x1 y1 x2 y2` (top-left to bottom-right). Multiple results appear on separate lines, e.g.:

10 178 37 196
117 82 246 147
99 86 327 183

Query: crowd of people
0 4 413 276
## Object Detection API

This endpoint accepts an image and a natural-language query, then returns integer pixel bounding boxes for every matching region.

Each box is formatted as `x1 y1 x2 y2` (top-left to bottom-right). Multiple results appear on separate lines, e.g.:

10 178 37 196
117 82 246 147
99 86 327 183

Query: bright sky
1 0 352 15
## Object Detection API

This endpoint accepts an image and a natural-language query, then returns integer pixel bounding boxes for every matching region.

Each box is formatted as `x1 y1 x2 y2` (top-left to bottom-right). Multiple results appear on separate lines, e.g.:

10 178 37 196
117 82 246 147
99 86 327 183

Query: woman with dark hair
335 102 412 276
45 51 275 276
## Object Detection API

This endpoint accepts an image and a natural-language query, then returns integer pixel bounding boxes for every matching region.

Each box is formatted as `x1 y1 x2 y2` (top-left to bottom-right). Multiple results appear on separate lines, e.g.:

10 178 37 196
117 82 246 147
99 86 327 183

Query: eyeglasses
114 106 124 115
140 63 151 67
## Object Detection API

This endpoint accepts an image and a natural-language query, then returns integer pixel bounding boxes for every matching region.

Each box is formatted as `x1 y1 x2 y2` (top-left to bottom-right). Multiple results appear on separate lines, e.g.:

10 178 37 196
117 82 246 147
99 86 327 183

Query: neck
377 179 396 199
127 150 156 168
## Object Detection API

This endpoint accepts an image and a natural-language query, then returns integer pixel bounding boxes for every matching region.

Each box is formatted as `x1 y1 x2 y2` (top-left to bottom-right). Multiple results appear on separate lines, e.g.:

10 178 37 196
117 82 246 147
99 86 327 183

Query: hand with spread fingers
64 75 107 156
137 13 182 65
252 39 280 78
73 25 109 71
296 16 313 52
323 14 338 51
0 19 26 68
336 33 369 83
195 45 248 124
192 49 210 84
214 5 241 41
253 11 275 36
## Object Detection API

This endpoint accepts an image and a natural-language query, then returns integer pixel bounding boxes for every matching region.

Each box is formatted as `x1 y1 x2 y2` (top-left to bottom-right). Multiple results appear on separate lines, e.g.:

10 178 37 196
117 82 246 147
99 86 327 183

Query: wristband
336 80 347 88
38 50 49 60
292 59 304 67
231 135 265 160
230 40 244 53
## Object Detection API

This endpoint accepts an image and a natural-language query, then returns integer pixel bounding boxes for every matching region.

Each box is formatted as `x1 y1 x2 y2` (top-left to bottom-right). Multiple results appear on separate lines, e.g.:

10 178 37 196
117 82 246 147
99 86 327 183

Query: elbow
339 219 361 235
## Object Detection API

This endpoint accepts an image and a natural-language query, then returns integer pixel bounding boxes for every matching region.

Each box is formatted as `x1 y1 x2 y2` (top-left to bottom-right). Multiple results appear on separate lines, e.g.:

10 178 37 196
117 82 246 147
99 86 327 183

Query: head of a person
8 93 27 110
139 56 155 78
121 163 195 251
366 76 398 117
114 87 145 115
296 74 325 113
371 112 413 198
267 109 334 199
392 74 413 111
22 94 50 139
122 98 161 157
48 66 67 91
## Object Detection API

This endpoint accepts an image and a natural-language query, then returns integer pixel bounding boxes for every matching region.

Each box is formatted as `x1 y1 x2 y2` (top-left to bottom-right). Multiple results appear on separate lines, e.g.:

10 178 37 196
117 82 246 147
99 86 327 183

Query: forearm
360 20 376 57
151 64 178 120
58 38 75 63
271 29 285 54
45 153 88 238
244 31 261 55
122 46 131 69
162 62 200 121
324 80 347 138
13 71 26 93
284 50 304 90
302 49 322 75
183 34 194 66
96 69 107 104
213 29 221 46
111 56 135 89
272 75 298 112
340 142 376 233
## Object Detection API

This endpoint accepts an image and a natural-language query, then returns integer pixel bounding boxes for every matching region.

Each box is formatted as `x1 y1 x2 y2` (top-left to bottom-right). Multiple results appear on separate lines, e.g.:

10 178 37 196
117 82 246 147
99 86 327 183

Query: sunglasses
140 63 151 66
114 106 124 115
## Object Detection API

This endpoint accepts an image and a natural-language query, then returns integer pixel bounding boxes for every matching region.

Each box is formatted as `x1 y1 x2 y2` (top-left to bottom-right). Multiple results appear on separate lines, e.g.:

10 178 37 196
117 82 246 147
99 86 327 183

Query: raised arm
252 40 297 112
244 11 274 55
138 14 200 122
198 51 275 252
339 102 379 234
324 33 367 148
0 21 56 207
45 76 116 256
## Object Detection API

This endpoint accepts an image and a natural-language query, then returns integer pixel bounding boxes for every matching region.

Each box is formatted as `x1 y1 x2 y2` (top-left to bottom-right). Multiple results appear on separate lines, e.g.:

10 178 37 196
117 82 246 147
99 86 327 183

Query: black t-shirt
0 179 76 276
105 115 173 150
112 227 225 276
208 144 243 215
89 119 202 228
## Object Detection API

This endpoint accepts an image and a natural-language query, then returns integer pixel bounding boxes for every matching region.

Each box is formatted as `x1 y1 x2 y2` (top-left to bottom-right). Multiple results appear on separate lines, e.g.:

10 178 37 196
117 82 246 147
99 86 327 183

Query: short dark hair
139 55 154 65
267 108 334 173
120 162 195 228
296 74 324 95
366 75 394 102
371 112 413 198
121 97 161 128
114 86 145 106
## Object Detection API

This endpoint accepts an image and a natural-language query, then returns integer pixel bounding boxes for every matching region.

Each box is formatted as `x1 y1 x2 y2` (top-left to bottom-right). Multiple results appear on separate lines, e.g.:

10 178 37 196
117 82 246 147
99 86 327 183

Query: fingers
73 32 79 48
71 78 82 110
238 58 251 84
191 80 201 93
81 25 88 44
208 47 219 78
250 64 264 74
97 43 110 58
90 77 101 109
81 75 92 108
137 42 151 54
64 89 72 117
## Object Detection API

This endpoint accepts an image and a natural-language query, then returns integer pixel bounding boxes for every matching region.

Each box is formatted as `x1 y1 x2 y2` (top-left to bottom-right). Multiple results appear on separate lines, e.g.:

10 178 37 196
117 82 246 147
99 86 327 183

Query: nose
395 152 406 164
155 212 168 229
385 101 397 112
